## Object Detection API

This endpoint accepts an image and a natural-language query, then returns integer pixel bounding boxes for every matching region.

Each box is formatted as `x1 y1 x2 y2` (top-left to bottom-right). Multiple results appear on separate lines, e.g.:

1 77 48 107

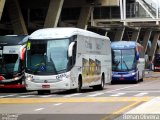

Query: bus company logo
44 80 48 83
9 49 16 53
96 41 103 50
56 73 67 79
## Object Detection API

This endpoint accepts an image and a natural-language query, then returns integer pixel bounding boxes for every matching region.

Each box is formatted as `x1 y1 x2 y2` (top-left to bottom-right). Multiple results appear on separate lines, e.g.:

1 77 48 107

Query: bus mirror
136 53 140 61
20 45 26 61
68 42 75 57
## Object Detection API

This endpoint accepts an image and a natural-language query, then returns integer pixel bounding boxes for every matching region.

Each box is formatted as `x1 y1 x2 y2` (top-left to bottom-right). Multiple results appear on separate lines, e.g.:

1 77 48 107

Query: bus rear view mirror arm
68 42 75 57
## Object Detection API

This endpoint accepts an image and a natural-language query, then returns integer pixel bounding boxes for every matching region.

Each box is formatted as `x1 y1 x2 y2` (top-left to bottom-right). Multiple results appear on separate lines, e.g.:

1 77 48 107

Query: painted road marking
19 95 35 98
106 90 160 93
134 92 148 97
0 97 153 104
101 101 142 120
126 97 160 114
4 94 18 97
88 92 104 97
110 93 126 97
0 94 18 98
34 108 44 111
0 96 5 98
40 95 56 98
54 103 63 106
63 93 82 98
105 85 139 93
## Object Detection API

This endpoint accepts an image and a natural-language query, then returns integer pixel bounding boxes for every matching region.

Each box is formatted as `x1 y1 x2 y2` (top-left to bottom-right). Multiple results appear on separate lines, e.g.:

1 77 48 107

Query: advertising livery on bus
0 35 28 89
25 28 111 94
111 41 145 83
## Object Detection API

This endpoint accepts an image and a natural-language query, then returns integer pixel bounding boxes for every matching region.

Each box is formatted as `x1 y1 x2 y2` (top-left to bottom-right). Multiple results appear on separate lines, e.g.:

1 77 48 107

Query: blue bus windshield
112 49 136 71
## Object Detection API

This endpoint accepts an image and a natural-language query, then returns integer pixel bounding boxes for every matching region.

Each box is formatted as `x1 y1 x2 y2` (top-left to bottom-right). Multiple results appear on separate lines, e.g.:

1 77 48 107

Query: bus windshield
26 39 69 75
112 49 136 72
0 54 20 74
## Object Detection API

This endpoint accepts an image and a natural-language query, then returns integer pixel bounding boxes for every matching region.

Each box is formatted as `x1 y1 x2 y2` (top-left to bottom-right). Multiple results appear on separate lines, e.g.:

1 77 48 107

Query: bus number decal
56 73 67 79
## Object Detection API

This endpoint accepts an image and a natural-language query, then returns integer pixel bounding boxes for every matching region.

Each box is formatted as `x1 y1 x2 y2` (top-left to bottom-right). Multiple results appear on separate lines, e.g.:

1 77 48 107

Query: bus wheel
140 72 144 82
76 76 82 93
96 74 105 90
111 81 115 85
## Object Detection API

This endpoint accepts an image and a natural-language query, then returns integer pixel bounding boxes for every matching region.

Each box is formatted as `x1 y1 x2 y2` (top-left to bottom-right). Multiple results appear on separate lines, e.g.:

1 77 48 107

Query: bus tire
140 78 143 82
111 81 115 85
96 74 105 90
76 75 82 93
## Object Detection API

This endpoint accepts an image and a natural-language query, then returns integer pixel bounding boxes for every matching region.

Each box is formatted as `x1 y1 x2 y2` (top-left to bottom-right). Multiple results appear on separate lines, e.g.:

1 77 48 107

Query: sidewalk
125 97 160 114
144 70 160 79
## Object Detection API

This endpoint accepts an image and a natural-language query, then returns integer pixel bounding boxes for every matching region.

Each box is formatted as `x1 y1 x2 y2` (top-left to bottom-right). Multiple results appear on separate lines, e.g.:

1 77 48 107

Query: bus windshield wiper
123 60 129 71
114 61 120 70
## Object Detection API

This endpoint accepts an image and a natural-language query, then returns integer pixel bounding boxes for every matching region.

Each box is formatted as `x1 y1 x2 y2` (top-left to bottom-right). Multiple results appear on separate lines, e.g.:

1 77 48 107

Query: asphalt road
0 72 160 120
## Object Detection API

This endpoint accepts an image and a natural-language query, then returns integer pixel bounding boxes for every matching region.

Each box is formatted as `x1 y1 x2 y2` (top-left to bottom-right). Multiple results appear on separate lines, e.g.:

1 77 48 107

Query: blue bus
111 41 145 83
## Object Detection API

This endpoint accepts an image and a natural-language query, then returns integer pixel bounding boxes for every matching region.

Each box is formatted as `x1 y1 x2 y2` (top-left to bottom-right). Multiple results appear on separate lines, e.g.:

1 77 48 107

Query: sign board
3 45 21 54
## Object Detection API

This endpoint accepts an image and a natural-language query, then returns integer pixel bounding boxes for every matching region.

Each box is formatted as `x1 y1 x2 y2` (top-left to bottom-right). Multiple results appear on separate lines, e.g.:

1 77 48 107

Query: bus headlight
131 72 136 76
26 76 33 81
14 76 21 80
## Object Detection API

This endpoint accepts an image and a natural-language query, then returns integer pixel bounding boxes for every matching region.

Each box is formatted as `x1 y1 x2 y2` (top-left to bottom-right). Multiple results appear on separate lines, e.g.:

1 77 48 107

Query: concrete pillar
131 28 141 42
148 32 160 62
114 27 125 41
77 6 93 29
7 0 28 35
142 30 152 54
44 0 64 28
0 0 6 20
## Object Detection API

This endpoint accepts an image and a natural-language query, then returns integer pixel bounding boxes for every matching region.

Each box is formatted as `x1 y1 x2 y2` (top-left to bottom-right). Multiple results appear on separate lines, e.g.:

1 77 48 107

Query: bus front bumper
112 73 137 81
25 79 72 91
0 84 25 89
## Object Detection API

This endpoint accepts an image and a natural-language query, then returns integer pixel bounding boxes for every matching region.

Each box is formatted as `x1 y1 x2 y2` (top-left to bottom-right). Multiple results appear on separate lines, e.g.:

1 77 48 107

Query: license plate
120 77 124 80
0 84 4 86
42 85 50 88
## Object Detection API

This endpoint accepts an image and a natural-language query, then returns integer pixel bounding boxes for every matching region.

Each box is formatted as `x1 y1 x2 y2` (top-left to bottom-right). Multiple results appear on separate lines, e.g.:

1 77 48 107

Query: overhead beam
7 0 28 34
44 0 64 28
77 6 93 29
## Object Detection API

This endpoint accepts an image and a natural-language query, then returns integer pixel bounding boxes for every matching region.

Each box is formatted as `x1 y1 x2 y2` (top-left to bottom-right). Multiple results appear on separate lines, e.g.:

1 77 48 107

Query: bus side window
68 41 77 68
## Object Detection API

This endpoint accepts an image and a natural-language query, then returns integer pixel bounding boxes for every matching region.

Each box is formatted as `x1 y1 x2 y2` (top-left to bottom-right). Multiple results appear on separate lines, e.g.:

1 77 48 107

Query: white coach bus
25 28 111 94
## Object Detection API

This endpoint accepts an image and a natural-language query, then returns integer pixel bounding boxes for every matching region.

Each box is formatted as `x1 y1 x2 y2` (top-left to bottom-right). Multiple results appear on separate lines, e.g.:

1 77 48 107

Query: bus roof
0 35 28 45
29 27 109 40
111 41 137 49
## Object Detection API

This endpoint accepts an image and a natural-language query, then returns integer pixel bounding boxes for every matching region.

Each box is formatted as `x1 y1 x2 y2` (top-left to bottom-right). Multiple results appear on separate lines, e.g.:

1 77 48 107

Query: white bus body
25 28 111 94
